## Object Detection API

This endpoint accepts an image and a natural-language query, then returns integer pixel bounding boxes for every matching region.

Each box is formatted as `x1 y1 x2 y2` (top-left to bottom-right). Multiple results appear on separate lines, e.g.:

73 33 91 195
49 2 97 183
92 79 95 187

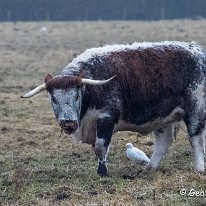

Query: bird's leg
95 116 115 177
147 124 174 170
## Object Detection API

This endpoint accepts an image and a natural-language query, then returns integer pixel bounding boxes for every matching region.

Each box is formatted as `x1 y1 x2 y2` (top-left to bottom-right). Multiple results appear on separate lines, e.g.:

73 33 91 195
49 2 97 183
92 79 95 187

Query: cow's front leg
95 117 114 177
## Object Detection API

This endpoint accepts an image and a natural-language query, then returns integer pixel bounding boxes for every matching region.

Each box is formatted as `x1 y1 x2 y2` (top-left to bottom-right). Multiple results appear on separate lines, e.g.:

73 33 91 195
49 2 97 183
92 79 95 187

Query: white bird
126 143 150 165
40 26 47 32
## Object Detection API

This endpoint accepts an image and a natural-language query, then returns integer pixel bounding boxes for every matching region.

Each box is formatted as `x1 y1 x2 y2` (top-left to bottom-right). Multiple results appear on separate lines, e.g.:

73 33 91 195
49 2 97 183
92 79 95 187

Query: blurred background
0 0 206 21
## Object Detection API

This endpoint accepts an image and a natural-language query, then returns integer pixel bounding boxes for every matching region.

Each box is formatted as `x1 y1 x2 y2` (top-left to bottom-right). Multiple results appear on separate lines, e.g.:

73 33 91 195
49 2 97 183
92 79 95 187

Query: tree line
0 0 206 21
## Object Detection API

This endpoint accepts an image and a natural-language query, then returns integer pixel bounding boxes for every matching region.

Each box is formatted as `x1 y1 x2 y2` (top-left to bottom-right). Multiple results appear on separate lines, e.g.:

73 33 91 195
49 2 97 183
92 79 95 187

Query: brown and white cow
21 41 206 176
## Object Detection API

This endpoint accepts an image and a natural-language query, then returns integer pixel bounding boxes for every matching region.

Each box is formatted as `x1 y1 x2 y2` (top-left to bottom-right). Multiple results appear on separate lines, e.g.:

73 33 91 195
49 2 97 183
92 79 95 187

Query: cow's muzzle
60 120 78 134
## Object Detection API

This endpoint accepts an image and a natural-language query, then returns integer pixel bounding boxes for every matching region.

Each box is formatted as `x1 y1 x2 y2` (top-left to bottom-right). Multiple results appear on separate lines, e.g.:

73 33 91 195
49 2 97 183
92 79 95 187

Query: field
1 19 206 206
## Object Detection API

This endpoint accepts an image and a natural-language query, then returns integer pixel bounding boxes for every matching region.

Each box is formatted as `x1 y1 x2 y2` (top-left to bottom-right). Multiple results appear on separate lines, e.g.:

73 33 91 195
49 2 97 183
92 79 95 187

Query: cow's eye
52 97 57 104
75 93 79 101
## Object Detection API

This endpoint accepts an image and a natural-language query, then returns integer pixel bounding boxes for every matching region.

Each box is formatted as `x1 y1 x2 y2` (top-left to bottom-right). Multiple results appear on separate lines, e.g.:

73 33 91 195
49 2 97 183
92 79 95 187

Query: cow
21 41 206 176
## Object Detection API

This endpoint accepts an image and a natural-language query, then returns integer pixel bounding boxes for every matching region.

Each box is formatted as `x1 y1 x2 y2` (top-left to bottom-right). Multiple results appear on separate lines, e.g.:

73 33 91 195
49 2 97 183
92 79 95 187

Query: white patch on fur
66 41 204 69
95 137 104 146
114 107 184 135
71 109 110 144
192 83 206 110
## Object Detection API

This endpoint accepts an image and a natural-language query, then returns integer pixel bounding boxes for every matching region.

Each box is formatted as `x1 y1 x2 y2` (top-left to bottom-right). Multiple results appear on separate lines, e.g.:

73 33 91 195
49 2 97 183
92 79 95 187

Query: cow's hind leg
189 133 205 172
147 124 174 170
184 116 206 173
183 84 206 173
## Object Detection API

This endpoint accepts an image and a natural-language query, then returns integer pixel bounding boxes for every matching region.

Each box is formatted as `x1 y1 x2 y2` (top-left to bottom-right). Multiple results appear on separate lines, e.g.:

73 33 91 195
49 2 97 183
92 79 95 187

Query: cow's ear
44 74 53 83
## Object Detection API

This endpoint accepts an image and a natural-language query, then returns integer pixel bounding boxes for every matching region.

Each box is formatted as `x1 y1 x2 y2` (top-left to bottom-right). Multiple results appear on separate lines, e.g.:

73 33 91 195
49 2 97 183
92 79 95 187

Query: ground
1 19 206 205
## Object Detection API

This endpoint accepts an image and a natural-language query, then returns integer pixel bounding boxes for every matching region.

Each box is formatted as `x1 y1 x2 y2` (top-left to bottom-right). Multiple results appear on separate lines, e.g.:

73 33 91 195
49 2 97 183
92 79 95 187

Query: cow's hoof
97 162 108 177
98 172 109 177
194 168 204 175
146 164 158 171
194 164 204 174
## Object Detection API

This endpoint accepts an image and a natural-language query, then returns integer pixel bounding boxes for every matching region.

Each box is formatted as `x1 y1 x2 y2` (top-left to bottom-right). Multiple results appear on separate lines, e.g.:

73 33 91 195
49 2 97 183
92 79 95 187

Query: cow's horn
20 83 46 98
81 75 116 85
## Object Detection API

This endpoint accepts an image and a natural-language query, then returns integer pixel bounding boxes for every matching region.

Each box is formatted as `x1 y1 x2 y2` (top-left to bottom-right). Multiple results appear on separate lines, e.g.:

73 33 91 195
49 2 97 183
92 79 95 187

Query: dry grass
1 19 206 205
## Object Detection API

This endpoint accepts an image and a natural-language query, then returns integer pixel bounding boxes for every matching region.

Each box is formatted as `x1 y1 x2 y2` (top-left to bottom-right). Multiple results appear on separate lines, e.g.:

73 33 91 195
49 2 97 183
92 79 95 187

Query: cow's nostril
59 120 66 126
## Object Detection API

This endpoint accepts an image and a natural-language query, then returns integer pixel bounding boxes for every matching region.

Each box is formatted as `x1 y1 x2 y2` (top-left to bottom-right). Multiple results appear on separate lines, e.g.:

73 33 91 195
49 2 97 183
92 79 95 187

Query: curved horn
81 75 116 85
20 83 46 98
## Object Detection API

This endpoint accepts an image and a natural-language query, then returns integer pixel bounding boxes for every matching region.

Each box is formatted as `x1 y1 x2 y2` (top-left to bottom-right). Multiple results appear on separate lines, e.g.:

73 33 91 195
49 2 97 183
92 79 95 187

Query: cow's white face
43 73 115 135
49 87 82 134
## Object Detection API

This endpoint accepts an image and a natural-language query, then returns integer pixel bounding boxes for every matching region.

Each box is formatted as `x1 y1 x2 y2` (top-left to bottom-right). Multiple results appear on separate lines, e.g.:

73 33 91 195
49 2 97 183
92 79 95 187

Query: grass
1 19 206 205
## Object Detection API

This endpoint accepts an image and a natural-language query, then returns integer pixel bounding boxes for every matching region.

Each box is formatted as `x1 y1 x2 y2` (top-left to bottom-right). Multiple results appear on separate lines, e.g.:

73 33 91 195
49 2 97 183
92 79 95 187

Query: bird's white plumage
126 143 150 165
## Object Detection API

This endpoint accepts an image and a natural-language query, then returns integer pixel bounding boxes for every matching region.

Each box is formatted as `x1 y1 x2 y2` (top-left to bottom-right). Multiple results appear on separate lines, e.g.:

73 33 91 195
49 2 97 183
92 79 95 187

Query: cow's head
21 74 115 134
